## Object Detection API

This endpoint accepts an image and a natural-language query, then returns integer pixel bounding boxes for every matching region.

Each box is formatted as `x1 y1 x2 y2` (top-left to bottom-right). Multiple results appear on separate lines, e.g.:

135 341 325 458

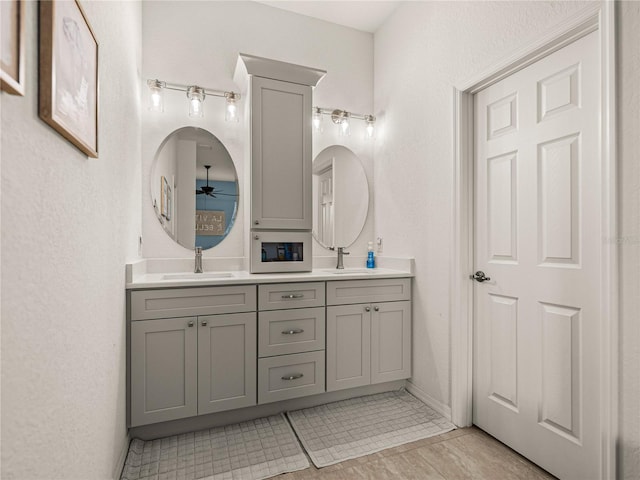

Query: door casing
450 3 617 479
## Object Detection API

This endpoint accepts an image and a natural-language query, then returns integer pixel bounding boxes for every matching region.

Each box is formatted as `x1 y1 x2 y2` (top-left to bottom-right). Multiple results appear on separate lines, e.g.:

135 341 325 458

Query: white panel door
473 31 601 479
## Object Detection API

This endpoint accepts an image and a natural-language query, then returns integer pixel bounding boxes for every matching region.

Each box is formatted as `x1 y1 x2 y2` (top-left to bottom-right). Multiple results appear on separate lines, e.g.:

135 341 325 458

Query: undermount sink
323 268 375 275
162 272 234 280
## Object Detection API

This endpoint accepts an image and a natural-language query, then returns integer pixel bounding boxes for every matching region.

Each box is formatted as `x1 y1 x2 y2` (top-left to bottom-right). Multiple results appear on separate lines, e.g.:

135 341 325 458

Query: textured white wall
142 1 376 260
373 0 591 409
374 1 640 477
0 1 142 478
617 2 640 478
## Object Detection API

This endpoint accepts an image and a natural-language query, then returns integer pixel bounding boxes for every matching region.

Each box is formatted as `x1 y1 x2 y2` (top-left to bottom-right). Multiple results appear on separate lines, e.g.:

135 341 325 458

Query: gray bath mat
120 413 309 480
286 389 455 467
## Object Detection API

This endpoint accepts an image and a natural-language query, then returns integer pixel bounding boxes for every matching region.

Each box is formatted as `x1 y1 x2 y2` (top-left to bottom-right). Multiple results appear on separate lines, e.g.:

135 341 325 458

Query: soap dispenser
366 241 375 269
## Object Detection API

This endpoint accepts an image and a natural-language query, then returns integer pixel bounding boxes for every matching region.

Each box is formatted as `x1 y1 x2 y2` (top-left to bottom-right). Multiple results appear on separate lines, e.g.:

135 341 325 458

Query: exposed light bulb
339 113 351 136
190 98 202 116
365 115 376 139
225 92 239 122
147 79 165 113
187 86 205 118
312 107 323 133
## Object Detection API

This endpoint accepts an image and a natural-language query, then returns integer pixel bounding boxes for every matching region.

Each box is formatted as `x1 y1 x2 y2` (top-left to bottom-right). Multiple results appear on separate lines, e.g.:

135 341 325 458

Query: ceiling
255 1 402 33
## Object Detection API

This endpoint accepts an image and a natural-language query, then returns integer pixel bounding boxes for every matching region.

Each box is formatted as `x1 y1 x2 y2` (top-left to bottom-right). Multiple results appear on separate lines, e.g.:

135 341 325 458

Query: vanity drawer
258 351 325 404
258 282 325 310
131 285 257 320
326 278 411 306
258 307 325 357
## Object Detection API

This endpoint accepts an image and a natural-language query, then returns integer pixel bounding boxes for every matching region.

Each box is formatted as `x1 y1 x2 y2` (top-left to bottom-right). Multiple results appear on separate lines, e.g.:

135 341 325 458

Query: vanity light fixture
147 79 165 113
225 92 239 122
312 107 323 133
146 78 241 121
314 107 376 139
365 114 376 139
187 86 205 118
333 110 351 137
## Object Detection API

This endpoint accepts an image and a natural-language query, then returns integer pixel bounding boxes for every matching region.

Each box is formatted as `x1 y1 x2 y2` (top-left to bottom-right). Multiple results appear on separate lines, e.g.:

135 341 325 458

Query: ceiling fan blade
195 190 204 195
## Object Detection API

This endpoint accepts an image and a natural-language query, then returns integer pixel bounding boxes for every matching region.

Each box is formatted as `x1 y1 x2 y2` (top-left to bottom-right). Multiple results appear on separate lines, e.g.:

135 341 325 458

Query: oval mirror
312 145 369 249
150 127 239 250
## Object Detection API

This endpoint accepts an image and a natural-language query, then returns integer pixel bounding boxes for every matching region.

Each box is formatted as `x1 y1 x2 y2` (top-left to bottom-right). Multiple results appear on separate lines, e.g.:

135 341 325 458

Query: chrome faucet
194 246 203 273
335 247 349 269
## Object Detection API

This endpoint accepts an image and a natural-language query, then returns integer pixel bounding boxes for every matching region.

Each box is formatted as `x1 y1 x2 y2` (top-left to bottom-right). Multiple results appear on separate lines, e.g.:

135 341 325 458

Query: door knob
470 271 491 282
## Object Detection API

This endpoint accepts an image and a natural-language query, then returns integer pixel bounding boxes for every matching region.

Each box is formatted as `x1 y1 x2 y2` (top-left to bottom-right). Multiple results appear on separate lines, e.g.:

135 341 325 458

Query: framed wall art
160 176 171 221
39 0 99 158
1 0 26 95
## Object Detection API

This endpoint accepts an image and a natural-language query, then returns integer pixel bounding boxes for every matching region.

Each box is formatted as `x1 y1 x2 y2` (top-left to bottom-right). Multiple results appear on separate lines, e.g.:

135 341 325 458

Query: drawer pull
281 373 304 381
282 328 304 335
282 294 304 299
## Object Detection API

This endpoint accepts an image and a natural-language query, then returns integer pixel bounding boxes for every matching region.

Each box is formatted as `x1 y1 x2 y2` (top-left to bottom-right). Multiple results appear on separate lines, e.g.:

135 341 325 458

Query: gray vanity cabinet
326 304 372 391
197 313 257 415
250 76 312 231
130 317 198 426
370 301 412 384
129 286 257 427
256 283 326 404
326 279 412 392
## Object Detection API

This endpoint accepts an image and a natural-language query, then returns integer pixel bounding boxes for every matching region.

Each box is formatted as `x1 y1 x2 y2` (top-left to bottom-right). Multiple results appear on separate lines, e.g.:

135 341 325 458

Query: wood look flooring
278 427 556 479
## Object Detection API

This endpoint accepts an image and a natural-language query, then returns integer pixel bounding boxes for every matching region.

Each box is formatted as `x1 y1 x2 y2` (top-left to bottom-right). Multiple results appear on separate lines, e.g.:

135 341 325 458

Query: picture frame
1 0 26 95
160 176 171 221
39 0 99 158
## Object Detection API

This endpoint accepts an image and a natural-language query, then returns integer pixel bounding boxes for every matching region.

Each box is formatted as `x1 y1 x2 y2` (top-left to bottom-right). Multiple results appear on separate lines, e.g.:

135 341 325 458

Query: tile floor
278 427 556 479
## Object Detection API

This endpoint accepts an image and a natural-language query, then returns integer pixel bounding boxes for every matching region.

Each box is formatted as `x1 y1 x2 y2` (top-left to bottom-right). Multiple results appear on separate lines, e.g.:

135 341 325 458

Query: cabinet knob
201 320 208 326
188 321 194 327
374 306 380 312
365 306 371 312
254 220 260 225
254 234 260 240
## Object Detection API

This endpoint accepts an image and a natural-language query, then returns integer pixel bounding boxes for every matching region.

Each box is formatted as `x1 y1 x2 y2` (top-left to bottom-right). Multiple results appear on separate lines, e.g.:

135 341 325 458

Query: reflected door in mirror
312 146 368 249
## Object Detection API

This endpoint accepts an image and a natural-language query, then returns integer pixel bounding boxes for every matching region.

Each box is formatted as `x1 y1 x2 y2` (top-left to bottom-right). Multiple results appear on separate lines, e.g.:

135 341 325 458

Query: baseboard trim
113 433 130 480
406 381 452 421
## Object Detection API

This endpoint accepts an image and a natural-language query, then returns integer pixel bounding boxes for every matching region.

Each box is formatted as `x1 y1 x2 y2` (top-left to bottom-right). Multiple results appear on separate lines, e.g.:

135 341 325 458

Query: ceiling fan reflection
195 165 238 198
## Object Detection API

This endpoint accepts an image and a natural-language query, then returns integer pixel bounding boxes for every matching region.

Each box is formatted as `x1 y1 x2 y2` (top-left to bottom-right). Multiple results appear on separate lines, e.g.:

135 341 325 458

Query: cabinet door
130 317 197 427
251 76 312 230
326 304 371 391
371 301 412 383
198 312 257 415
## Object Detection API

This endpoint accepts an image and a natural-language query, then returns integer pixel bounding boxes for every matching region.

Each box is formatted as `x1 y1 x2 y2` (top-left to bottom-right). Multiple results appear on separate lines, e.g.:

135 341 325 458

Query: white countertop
126 256 414 290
